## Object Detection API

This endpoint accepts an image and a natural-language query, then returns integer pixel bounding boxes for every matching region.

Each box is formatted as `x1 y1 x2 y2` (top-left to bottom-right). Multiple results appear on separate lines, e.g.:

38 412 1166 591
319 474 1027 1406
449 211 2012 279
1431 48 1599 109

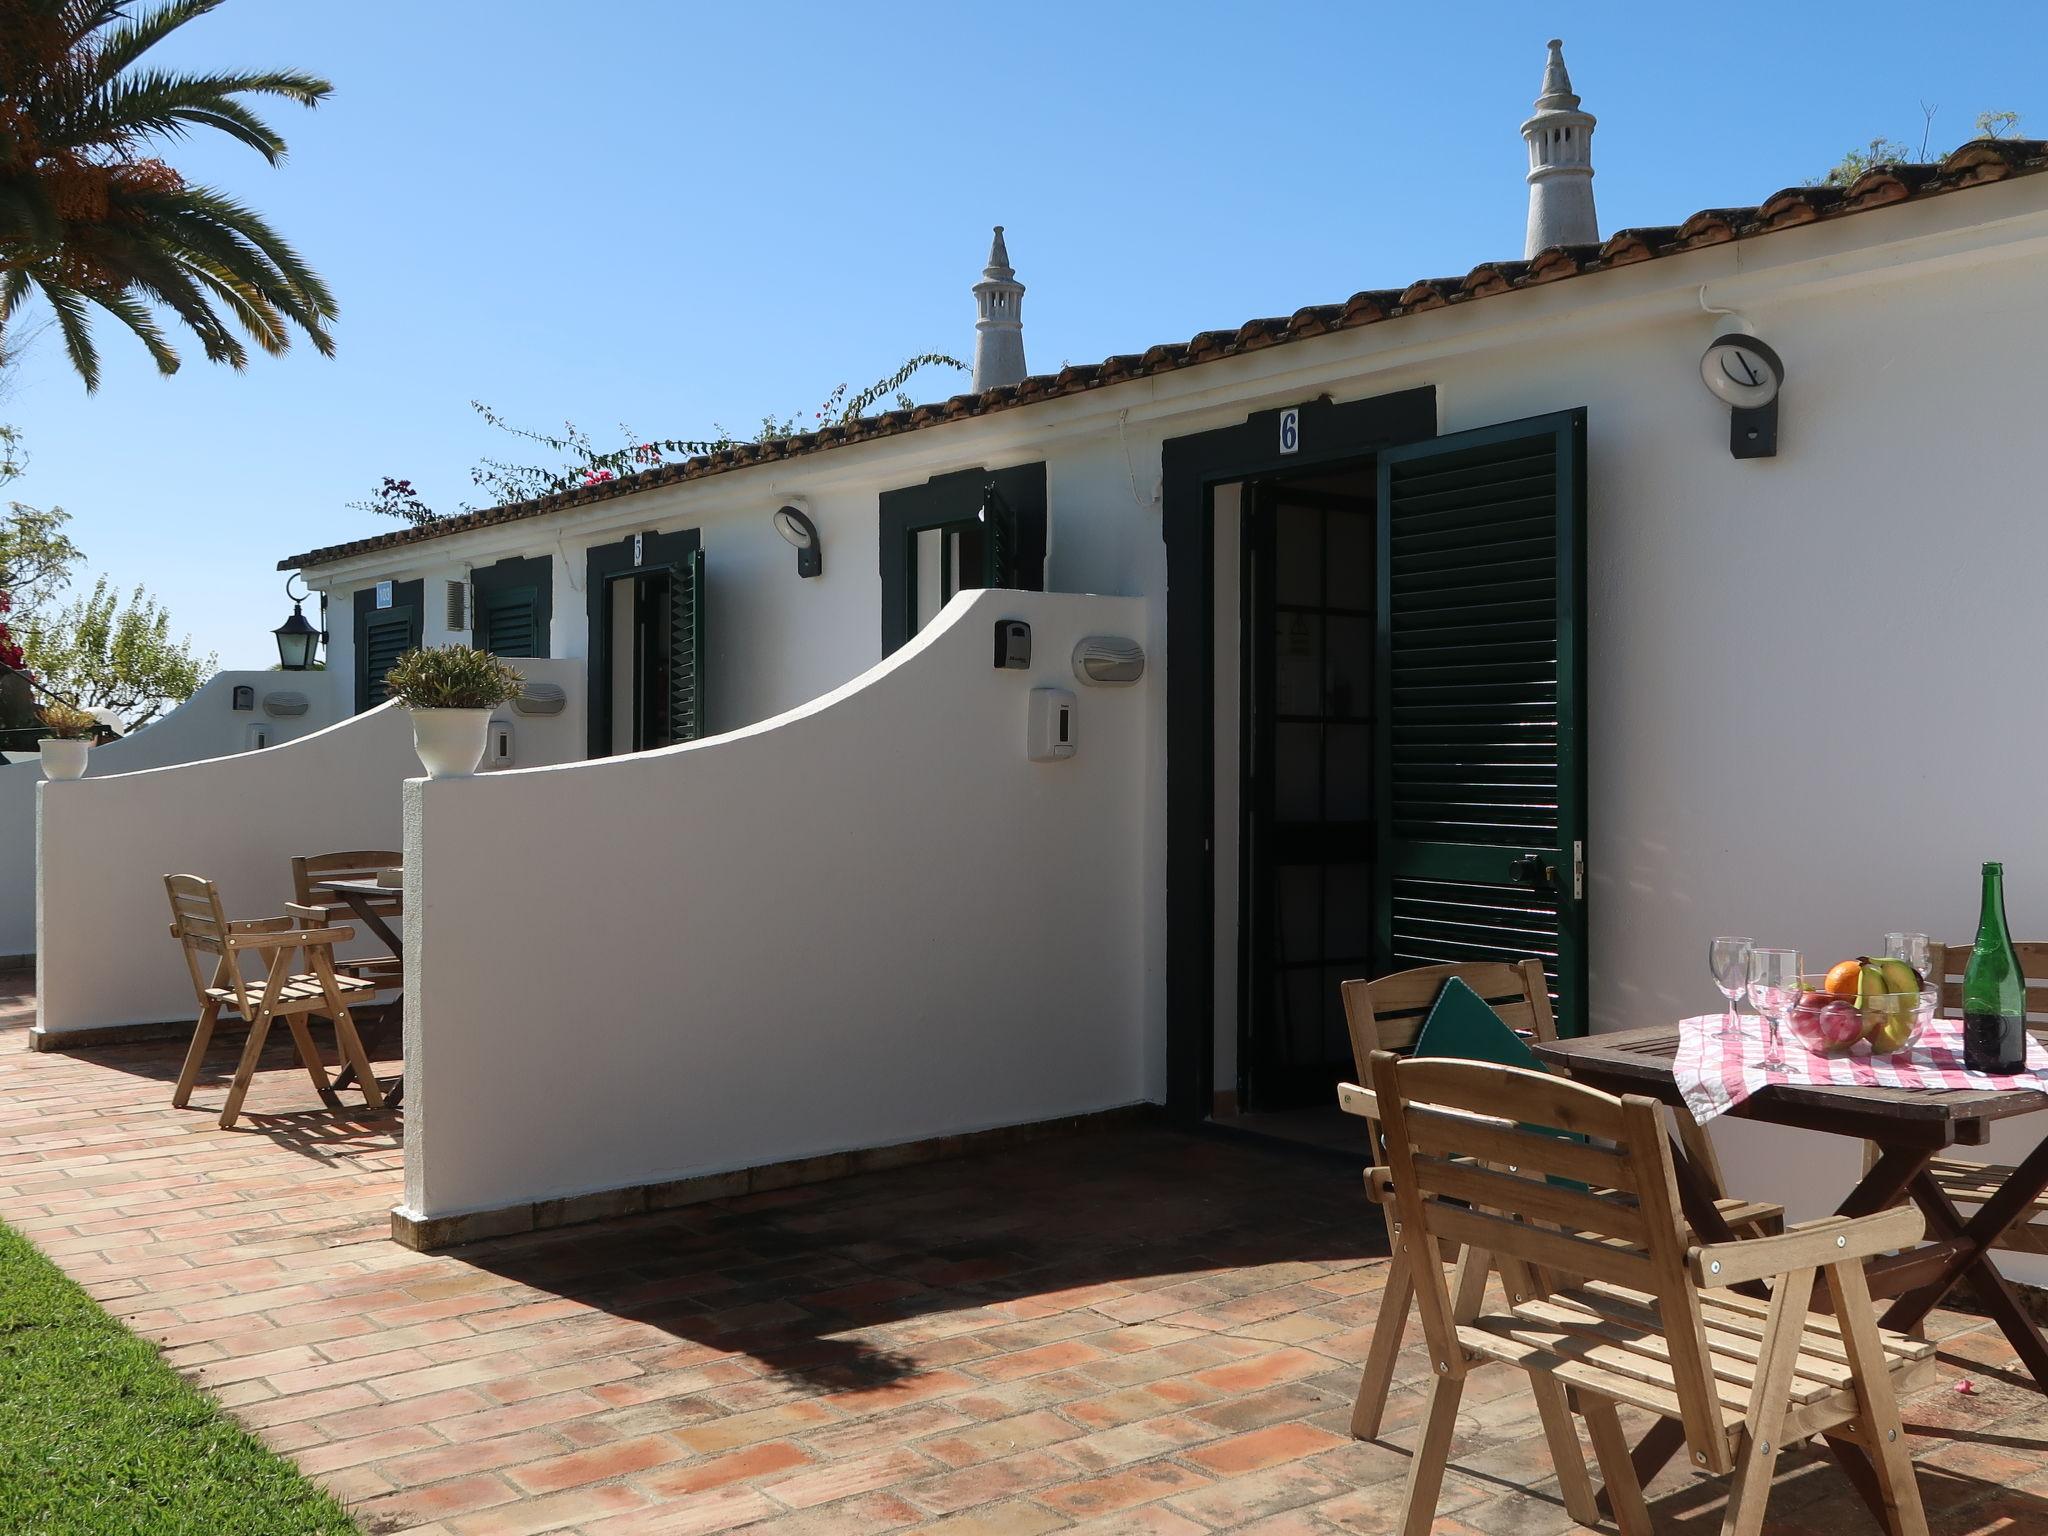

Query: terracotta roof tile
283 139 2048 570
1460 260 1528 297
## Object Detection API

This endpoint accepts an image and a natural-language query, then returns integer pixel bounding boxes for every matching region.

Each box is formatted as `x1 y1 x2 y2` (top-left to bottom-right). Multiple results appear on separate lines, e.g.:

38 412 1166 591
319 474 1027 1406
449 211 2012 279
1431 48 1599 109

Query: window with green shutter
666 547 705 743
584 530 704 756
1374 409 1588 1034
471 555 552 658
878 463 1046 655
352 581 422 712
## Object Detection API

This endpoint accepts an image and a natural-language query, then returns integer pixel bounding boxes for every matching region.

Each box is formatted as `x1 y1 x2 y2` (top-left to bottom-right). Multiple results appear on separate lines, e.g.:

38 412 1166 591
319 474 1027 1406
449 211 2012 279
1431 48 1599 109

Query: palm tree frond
87 0 230 84
33 275 102 391
0 0 335 388
153 182 336 316
59 68 335 162
84 285 181 375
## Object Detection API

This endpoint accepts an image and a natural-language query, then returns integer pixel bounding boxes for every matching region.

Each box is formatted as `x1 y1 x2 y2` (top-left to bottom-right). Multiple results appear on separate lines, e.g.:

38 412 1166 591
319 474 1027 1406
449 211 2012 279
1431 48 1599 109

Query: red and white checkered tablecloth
1674 1013 2048 1125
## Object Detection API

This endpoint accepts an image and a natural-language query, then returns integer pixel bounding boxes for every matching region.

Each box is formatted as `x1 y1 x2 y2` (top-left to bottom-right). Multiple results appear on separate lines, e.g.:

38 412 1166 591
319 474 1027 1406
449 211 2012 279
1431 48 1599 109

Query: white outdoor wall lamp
772 504 822 578
1698 286 1784 460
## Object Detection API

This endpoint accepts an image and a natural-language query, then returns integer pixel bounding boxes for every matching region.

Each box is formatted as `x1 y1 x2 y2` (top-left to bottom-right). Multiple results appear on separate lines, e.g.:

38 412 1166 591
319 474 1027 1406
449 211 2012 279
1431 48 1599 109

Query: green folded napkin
1412 975 1585 1181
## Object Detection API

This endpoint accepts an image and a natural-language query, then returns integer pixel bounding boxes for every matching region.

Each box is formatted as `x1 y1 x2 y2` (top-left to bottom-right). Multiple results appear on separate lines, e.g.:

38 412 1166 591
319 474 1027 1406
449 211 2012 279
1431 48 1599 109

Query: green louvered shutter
477 584 542 657
1374 409 1587 1034
667 548 705 742
978 486 1015 590
360 609 415 708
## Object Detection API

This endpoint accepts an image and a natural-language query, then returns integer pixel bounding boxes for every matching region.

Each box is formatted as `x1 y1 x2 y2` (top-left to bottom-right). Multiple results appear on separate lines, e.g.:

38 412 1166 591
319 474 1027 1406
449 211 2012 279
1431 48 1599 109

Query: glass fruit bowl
1786 976 1935 1058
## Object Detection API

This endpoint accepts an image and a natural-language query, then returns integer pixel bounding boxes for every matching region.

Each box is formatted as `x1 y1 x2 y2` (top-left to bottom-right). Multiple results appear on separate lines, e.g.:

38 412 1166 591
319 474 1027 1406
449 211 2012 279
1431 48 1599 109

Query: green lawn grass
0 1220 360 1535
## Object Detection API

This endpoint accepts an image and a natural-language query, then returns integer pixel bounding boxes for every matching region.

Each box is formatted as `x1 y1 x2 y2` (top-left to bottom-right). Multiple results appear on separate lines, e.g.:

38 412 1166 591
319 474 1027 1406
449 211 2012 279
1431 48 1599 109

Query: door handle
1510 854 1558 890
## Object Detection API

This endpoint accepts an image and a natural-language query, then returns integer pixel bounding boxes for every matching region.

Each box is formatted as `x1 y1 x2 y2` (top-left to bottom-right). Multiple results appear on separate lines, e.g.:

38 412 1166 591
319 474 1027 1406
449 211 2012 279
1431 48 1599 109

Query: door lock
1510 854 1558 890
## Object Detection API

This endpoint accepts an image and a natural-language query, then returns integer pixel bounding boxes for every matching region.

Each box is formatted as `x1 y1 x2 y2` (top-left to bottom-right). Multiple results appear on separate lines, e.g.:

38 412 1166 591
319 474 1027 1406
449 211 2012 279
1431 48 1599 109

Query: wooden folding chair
1338 960 1781 1440
1867 941 2048 1257
290 850 402 985
164 874 385 1129
1370 1051 1935 1536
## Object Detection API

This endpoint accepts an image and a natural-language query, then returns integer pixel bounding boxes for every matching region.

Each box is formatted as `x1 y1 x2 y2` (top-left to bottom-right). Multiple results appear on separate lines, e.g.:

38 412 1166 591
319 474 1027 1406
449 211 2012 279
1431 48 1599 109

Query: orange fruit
1824 959 1863 998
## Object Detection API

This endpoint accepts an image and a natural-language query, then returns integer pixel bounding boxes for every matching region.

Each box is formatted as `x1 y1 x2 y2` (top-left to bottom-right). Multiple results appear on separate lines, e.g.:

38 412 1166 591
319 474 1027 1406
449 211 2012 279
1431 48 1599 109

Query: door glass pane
1324 616 1370 720
953 520 987 592
1272 612 1321 715
1321 965 1355 1059
609 576 637 756
1279 968 1323 1059
1273 724 1320 823
1324 864 1371 957
1323 724 1370 822
1274 504 1321 606
641 572 673 749
1272 865 1321 965
1325 512 1373 610
914 529 945 632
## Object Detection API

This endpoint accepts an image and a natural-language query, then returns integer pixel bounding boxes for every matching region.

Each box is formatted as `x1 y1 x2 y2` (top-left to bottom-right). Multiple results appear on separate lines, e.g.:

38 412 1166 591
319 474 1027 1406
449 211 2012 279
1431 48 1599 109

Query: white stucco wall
317 477 900 742
295 175 2048 1279
1 670 350 961
400 590 1152 1223
33 659 585 1037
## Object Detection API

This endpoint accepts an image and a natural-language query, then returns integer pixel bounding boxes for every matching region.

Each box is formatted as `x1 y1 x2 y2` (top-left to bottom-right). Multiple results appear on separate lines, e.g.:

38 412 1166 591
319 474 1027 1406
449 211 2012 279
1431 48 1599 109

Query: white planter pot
38 738 89 781
410 708 492 778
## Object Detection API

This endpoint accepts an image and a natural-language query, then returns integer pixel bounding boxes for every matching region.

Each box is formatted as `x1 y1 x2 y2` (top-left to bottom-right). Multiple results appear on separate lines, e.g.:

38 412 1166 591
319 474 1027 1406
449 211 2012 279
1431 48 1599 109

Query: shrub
382 646 524 710
37 701 99 740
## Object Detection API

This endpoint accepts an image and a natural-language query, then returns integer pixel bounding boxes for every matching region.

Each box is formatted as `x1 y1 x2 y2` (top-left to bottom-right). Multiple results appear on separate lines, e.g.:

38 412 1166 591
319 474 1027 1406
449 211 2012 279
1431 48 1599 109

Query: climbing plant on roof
352 353 969 525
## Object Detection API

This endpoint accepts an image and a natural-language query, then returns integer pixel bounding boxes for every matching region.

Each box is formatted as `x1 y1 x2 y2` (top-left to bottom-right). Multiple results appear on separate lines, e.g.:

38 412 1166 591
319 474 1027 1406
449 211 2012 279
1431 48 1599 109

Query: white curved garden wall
1 670 350 962
33 659 585 1040
400 590 1153 1227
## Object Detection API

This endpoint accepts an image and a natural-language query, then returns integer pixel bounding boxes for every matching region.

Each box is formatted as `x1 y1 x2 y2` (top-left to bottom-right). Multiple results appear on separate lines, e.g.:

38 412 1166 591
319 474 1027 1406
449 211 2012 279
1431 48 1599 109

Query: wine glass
1884 932 1931 989
1747 947 1802 1070
1709 938 1754 1036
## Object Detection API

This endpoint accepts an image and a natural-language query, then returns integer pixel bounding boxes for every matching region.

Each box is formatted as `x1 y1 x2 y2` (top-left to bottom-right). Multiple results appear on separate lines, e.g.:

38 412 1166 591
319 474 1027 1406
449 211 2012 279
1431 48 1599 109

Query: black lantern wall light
273 573 324 670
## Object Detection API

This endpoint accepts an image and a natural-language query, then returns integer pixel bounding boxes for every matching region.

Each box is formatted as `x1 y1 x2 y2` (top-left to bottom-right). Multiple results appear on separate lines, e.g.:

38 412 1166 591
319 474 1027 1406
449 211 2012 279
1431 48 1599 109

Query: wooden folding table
314 876 406 1108
1534 1024 2048 1507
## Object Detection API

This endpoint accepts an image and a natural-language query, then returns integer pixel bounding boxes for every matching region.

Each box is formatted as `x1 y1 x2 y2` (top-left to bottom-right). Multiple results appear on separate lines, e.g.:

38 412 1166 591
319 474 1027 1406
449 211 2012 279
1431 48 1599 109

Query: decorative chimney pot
971 226 1027 392
1522 39 1599 257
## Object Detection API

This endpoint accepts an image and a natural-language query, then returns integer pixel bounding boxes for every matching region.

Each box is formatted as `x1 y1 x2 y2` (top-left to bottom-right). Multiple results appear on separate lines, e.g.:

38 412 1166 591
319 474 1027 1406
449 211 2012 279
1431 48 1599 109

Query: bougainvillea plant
0 589 23 674
354 354 968 525
347 477 436 528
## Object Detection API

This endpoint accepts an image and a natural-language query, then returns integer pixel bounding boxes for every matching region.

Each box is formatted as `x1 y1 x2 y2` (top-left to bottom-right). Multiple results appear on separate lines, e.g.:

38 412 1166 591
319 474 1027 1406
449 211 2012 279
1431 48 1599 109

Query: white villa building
28 45 2048 1257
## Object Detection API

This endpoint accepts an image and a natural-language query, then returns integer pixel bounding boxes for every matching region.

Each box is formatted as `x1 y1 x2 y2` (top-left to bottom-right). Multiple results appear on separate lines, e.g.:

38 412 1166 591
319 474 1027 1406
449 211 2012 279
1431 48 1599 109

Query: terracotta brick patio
4 971 2047 1535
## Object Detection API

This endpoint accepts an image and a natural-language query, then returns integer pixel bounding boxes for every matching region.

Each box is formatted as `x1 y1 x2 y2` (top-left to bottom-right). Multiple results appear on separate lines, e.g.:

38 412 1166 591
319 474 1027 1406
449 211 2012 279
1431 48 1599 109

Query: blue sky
4 1 2041 668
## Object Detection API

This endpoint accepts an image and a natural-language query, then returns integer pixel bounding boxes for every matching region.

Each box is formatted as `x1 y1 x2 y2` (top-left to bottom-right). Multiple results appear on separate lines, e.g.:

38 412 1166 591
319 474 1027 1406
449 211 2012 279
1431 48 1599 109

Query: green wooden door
1374 409 1588 1034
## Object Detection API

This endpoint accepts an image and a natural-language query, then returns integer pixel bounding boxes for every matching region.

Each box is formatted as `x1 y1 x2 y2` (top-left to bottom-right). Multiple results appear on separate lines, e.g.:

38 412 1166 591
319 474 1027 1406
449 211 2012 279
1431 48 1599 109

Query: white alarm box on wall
1027 687 1076 762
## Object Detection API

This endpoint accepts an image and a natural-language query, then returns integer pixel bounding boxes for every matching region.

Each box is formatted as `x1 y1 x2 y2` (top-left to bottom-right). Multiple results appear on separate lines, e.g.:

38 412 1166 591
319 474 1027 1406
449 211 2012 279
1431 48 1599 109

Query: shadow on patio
6 974 2048 1535
450 1127 1388 1397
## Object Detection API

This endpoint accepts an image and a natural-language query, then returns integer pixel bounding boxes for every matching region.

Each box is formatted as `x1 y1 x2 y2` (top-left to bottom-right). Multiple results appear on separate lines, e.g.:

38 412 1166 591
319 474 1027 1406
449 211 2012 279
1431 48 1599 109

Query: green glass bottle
1963 862 2026 1074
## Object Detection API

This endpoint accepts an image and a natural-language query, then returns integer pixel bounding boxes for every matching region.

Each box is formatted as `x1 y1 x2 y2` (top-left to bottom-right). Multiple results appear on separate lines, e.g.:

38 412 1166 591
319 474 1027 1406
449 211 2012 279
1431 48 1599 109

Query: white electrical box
486 718 515 769
1027 687 1076 762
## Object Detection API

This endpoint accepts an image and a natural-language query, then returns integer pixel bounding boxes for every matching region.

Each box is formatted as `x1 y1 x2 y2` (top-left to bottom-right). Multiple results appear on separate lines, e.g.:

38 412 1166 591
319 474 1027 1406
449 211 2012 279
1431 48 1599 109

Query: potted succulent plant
36 702 99 780
382 645 524 778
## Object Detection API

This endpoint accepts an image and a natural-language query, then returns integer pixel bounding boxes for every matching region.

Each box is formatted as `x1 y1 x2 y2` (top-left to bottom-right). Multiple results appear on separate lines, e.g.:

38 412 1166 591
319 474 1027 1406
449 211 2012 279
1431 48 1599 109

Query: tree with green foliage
355 354 970 525
13 572 210 724
0 0 337 390
0 499 212 726
1818 107 2022 187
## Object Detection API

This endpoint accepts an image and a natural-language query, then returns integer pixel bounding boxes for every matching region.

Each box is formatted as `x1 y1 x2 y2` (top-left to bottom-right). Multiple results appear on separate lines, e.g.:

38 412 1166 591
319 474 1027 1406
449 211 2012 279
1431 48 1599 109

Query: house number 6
1279 408 1300 455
